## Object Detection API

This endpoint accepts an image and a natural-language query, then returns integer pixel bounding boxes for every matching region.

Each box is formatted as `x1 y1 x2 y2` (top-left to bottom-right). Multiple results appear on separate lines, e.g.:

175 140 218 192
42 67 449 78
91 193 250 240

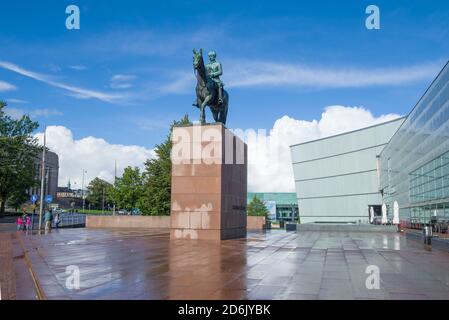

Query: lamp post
113 160 116 216
38 127 47 231
81 169 87 213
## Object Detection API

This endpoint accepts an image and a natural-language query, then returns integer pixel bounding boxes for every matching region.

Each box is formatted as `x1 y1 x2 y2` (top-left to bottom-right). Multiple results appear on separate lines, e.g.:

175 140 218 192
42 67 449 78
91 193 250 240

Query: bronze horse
192 49 229 125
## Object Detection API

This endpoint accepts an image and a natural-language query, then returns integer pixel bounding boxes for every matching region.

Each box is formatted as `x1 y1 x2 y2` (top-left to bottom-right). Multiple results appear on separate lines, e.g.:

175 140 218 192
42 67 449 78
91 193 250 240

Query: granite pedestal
170 123 247 240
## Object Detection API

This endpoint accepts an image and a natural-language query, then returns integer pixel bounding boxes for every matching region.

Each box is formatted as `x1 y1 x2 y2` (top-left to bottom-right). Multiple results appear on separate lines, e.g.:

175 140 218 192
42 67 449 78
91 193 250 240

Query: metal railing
26 213 86 229
55 213 86 228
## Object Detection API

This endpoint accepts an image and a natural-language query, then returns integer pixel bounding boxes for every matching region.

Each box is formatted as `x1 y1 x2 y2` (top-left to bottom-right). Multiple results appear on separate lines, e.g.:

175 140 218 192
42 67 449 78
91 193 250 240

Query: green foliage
139 115 191 216
247 195 269 217
0 101 40 214
86 177 113 209
78 209 113 215
109 167 143 212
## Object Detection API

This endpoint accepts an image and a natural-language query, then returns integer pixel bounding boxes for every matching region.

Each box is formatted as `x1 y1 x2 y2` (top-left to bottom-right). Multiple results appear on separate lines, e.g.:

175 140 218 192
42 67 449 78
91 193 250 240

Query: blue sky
1 1 448 151
0 0 449 147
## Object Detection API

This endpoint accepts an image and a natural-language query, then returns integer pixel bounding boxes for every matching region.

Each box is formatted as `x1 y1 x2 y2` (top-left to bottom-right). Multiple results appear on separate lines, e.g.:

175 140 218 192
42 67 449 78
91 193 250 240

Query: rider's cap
208 50 217 58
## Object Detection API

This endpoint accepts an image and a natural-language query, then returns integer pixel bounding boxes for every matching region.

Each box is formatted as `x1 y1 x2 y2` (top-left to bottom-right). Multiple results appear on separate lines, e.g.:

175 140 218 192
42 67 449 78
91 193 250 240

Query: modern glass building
247 192 298 221
379 61 449 225
290 118 404 224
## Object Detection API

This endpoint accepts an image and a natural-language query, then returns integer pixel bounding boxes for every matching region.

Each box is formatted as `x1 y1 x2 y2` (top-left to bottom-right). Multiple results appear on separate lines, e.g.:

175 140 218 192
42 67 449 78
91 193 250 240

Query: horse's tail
220 90 229 125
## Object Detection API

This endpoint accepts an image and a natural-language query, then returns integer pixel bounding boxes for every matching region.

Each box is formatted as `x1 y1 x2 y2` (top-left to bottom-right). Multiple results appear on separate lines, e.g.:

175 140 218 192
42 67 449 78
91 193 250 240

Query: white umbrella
381 203 387 224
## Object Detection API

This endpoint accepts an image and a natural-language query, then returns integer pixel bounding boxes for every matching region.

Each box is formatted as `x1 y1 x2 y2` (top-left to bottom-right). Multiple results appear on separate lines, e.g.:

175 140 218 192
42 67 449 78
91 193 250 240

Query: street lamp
38 127 47 232
102 186 105 214
81 169 87 213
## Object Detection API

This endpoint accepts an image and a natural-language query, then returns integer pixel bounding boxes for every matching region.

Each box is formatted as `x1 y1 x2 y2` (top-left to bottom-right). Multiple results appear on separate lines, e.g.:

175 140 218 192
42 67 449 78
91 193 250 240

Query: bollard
423 225 432 251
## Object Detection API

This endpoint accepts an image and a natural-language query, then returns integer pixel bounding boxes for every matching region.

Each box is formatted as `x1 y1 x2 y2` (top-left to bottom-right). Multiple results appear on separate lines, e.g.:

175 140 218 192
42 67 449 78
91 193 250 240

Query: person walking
54 213 61 229
25 215 32 233
17 216 23 231
44 209 53 234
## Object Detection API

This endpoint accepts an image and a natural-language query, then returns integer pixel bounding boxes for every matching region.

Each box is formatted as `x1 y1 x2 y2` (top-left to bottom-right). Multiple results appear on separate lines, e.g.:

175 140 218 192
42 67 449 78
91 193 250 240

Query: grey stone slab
11 228 449 300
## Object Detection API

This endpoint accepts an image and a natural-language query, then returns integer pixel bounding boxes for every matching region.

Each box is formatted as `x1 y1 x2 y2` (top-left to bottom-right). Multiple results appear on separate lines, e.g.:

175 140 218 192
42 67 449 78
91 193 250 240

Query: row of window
410 187 449 203
410 153 449 182
410 171 449 191
410 203 449 223
409 150 449 204
411 176 449 194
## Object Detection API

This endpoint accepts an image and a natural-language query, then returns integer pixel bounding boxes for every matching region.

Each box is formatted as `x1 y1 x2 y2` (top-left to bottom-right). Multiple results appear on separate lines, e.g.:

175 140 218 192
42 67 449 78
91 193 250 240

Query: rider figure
206 50 224 104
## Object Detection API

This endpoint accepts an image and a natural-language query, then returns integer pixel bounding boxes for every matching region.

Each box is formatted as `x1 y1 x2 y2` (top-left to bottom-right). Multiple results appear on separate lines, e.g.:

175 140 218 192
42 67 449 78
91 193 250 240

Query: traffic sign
31 194 38 203
45 195 53 203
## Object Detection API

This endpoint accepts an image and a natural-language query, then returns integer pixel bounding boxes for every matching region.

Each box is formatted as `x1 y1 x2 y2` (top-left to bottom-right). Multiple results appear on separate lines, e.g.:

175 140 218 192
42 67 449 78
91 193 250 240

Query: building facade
379 61 449 225
56 186 84 209
247 192 298 221
290 118 404 224
28 150 59 203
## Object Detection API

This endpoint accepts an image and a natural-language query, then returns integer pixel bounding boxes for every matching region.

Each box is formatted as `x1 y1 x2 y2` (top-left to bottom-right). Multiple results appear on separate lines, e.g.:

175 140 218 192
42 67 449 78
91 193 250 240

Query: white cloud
110 74 136 89
159 72 195 94
68 65 87 71
35 126 156 188
3 107 63 119
239 105 401 192
30 109 63 117
0 80 16 92
6 98 28 104
47 64 61 73
161 61 442 94
111 74 136 82
226 61 442 88
84 28 225 57
0 61 127 103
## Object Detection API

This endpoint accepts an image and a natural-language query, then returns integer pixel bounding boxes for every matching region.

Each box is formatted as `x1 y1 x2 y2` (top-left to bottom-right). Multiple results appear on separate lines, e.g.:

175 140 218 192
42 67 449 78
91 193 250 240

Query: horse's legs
200 95 212 124
200 105 206 124
211 108 219 122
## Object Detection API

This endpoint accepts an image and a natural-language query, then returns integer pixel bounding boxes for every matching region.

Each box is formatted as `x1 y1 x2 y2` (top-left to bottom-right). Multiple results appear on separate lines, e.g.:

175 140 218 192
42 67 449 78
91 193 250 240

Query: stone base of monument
170 123 247 240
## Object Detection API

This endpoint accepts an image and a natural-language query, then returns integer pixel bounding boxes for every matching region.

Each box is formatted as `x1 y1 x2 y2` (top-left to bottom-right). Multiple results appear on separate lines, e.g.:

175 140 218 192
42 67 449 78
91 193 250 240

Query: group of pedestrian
16 209 32 232
16 208 61 233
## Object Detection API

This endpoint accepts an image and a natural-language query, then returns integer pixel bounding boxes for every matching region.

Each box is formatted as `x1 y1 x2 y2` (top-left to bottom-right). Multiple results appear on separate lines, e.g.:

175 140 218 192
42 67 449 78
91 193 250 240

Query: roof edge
289 116 406 149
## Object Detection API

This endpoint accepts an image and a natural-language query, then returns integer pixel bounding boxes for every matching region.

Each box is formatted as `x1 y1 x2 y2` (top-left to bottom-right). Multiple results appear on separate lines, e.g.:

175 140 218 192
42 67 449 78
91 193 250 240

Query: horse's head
192 48 203 71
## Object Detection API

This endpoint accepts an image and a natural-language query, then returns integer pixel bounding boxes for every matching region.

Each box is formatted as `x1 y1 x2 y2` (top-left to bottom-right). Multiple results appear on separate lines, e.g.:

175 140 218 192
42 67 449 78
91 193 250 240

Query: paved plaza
4 228 449 300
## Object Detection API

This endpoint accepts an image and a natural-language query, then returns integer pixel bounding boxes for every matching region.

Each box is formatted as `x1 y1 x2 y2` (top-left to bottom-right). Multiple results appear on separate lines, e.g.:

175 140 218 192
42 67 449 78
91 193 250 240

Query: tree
247 195 269 218
139 115 191 216
110 167 143 212
86 177 113 210
0 101 40 215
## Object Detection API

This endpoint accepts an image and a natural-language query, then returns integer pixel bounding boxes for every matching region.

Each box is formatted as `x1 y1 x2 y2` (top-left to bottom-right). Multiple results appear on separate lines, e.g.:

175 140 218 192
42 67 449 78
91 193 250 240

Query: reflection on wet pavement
16 228 449 300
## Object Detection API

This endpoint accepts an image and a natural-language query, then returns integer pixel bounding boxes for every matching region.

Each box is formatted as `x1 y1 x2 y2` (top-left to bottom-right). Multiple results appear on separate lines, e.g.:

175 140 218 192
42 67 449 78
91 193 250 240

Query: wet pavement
0 233 16 299
11 228 449 300
0 232 40 300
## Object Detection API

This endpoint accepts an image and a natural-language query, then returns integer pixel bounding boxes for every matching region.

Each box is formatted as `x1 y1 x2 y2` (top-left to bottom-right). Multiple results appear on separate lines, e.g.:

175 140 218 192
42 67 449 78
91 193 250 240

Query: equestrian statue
192 49 229 125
